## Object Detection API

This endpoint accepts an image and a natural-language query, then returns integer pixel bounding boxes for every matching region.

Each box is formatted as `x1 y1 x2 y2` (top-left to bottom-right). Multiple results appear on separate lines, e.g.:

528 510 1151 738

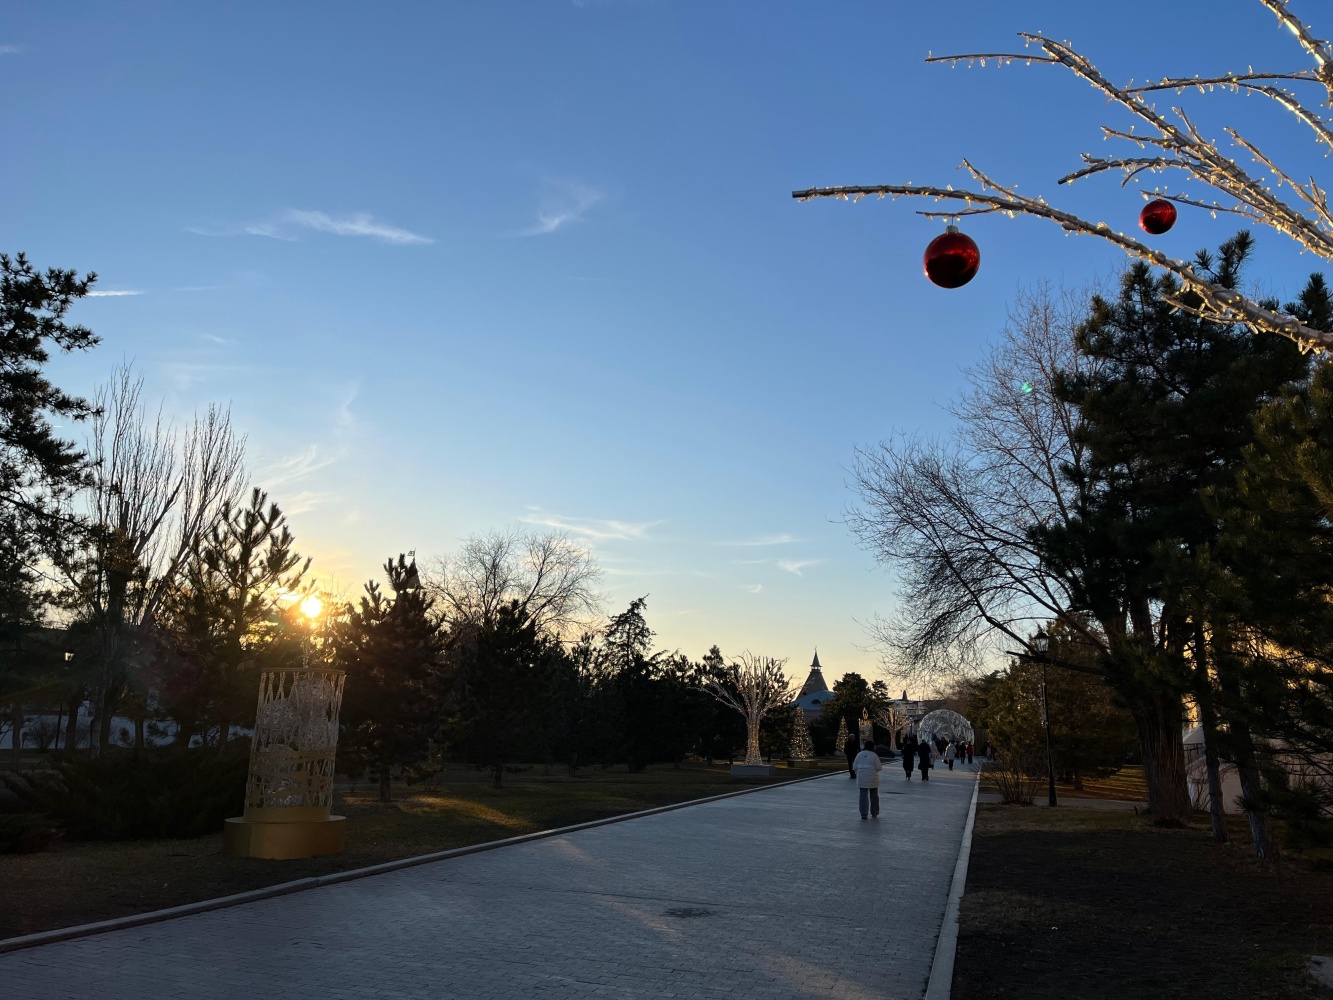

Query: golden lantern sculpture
224 602 347 859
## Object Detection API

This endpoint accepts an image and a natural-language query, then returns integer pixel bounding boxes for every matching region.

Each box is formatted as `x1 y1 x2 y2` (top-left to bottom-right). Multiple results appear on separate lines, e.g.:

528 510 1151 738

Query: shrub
0 813 63 853
983 750 1043 805
1 747 249 840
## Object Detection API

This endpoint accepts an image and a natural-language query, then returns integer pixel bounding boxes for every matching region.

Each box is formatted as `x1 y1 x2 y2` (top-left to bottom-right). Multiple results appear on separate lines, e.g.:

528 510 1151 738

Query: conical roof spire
800 649 829 697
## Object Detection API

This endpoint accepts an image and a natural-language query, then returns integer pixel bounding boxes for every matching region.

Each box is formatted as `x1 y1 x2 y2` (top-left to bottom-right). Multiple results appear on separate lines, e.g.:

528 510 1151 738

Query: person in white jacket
853 739 883 819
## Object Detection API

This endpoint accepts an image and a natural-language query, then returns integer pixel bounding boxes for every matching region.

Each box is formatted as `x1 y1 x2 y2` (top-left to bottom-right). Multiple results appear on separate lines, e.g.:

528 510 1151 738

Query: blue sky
4 1 1325 688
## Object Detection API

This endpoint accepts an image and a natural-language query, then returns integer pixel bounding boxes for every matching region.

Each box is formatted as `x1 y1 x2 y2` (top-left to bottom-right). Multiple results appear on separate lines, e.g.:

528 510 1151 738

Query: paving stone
3 767 977 999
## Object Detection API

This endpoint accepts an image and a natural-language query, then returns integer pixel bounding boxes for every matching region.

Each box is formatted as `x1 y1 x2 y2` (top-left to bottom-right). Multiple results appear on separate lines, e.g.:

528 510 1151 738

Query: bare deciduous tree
66 367 246 752
427 528 602 639
850 286 1095 681
700 651 794 766
795 0 1333 353
846 285 1196 822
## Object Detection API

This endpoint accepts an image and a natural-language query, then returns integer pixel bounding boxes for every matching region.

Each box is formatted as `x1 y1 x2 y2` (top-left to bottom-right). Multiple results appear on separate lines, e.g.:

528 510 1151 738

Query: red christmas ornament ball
1139 199 1177 235
923 228 981 289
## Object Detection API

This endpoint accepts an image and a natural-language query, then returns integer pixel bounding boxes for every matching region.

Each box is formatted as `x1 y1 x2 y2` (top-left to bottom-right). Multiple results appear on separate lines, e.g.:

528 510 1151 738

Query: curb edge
924 773 980 1000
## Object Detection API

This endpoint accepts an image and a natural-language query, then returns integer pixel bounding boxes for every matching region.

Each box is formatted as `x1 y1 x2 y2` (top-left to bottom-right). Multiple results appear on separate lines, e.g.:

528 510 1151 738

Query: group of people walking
843 730 980 819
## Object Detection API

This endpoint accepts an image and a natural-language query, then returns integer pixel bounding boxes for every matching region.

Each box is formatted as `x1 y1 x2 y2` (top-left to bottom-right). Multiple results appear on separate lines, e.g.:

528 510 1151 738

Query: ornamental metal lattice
915 709 974 745
244 667 346 813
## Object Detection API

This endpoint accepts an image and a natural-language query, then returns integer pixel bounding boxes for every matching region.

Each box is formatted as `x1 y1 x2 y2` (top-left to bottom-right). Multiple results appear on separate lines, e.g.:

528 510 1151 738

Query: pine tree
337 555 447 801
834 715 849 754
787 703 815 760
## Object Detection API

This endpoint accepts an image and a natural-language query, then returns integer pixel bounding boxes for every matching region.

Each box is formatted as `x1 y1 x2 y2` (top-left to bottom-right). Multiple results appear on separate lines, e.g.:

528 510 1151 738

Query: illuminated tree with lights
701 652 794 766
786 702 816 760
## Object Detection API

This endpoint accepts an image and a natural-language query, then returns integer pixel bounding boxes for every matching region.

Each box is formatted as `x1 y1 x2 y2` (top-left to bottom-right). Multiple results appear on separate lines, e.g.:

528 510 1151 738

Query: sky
3 1 1328 690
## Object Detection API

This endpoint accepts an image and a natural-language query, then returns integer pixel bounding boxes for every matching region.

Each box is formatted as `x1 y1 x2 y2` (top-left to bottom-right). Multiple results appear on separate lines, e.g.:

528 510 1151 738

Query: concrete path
3 767 977 1000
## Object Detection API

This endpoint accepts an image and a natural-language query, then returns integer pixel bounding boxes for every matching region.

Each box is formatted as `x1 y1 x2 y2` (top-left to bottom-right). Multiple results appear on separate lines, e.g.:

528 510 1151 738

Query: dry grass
953 803 1333 999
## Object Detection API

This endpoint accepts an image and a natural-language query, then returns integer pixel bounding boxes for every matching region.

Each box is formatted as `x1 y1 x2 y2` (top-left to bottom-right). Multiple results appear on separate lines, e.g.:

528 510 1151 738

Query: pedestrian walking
944 742 956 771
843 726 860 780
917 738 933 781
854 738 882 819
966 741 974 765
901 733 917 780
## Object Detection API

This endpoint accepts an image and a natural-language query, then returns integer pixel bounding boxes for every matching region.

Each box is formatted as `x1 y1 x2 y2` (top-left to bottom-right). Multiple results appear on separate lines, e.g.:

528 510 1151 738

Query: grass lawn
0 759 838 941
952 803 1333 999
980 764 1149 802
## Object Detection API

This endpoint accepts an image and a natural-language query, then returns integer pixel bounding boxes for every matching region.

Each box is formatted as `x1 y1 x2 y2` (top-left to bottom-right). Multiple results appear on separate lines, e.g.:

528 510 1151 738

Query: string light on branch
1139 199 1178 235
923 224 981 288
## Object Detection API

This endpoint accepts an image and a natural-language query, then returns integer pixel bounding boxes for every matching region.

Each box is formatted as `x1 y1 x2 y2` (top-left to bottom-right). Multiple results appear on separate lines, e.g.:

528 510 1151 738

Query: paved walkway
3 766 978 1000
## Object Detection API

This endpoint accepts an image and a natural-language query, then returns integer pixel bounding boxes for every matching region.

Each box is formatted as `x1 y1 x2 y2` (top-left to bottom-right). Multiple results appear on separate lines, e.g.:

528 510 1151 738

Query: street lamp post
1033 628 1057 807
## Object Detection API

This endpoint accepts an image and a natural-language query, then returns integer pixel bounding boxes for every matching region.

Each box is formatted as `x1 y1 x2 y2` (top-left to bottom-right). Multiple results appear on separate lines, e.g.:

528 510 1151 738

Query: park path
2 765 978 1000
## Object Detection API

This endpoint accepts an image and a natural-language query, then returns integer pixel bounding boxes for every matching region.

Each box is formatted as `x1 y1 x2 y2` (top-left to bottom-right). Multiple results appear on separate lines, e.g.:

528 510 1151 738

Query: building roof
799 650 829 698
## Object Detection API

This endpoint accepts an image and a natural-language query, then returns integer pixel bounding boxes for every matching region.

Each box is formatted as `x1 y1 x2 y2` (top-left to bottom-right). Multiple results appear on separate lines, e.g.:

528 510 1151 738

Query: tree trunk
744 716 762 766
97 694 114 752
9 703 22 768
135 714 146 751
1199 721 1229 843
492 764 503 789
378 762 392 803
1192 635 1229 843
64 694 82 750
1132 691 1191 823
1234 754 1277 859
1210 627 1278 858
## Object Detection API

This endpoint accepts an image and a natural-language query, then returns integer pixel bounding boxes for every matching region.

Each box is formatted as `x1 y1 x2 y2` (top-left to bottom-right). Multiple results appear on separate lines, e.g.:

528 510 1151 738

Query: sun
300 595 323 620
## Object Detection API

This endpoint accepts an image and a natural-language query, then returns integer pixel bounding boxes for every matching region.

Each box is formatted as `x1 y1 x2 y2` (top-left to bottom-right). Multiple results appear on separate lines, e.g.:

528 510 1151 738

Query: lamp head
1032 627 1049 656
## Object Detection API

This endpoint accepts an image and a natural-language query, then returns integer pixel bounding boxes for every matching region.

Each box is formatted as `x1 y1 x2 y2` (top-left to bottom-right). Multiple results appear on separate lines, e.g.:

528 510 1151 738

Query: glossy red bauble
923 228 981 289
1139 199 1177 235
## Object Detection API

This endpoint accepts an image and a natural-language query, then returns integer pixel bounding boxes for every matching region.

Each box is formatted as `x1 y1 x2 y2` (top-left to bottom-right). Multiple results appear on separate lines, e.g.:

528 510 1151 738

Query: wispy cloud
743 584 763 594
522 178 603 236
86 289 143 297
778 559 821 576
0 46 20 55
724 534 798 547
521 507 660 541
190 210 432 246
282 490 334 515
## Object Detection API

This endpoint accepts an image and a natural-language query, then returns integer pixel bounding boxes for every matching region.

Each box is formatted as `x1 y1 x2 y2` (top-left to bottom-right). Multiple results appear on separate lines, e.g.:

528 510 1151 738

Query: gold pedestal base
223 815 346 860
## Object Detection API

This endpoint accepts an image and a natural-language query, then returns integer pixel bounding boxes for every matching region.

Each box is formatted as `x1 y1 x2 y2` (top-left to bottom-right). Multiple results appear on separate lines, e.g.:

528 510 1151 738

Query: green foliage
449 598 560 785
969 625 1137 783
0 251 99 509
2 748 247 839
338 555 448 797
158 488 308 744
819 672 888 731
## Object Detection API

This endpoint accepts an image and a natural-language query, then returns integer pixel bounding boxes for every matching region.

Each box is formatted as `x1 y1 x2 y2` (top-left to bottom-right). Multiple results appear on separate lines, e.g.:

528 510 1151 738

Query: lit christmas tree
787 703 815 760
834 715 850 754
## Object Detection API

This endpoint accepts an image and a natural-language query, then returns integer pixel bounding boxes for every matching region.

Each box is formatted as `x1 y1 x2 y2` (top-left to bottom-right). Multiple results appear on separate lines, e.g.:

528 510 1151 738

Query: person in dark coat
843 726 860 779
966 741 974 765
901 734 917 780
917 738 933 781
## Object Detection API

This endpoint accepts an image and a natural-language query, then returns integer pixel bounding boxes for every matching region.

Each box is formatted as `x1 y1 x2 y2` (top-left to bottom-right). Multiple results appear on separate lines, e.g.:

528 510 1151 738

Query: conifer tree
834 715 849 755
337 555 447 801
787 702 815 760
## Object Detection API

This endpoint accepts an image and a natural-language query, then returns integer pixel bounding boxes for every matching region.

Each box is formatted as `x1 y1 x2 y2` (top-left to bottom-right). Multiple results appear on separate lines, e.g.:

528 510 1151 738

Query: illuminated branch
796 0 1333 353
700 652 794 766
